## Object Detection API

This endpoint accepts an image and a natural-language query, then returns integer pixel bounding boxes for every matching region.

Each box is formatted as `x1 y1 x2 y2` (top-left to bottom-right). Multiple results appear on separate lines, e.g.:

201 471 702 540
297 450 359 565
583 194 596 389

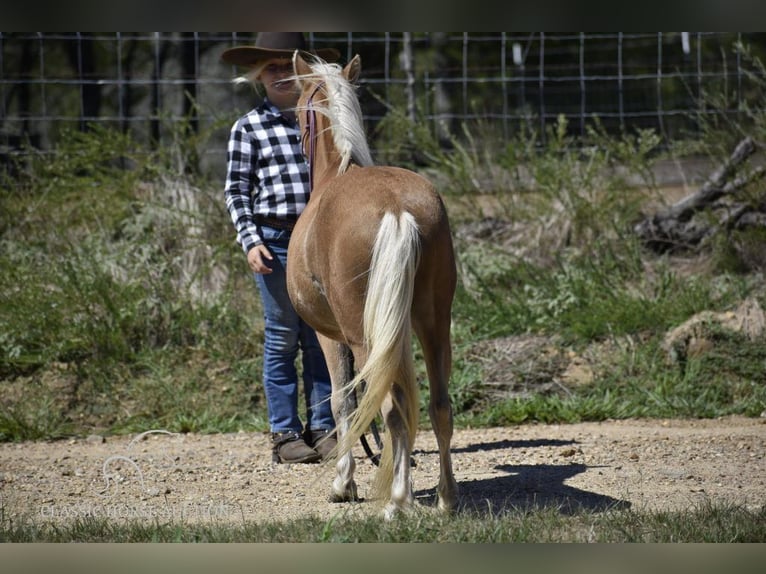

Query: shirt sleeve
224 118 262 254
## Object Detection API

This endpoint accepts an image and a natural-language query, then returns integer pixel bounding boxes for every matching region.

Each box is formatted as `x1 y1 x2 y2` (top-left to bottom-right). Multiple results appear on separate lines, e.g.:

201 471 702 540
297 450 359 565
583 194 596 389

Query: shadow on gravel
413 438 576 457
415 439 630 515
455 438 577 453
453 463 630 515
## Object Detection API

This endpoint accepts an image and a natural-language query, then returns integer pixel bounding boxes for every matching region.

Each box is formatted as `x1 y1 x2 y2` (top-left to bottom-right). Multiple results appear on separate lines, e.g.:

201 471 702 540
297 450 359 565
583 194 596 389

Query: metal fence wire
1 32 765 170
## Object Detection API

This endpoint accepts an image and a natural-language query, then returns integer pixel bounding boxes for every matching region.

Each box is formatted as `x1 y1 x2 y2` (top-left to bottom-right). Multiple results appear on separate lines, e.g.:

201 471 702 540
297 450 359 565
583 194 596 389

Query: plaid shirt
224 98 310 254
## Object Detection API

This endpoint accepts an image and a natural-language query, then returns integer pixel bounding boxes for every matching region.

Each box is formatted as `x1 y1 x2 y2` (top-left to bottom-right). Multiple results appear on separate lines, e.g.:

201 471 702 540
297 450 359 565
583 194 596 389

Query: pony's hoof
437 497 458 514
328 483 359 503
437 481 459 513
328 493 358 503
382 505 398 521
382 500 415 521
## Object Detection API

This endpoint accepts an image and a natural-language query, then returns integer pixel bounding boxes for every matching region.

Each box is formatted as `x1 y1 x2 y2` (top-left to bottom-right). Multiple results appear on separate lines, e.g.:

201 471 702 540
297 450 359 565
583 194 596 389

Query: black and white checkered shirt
224 98 310 254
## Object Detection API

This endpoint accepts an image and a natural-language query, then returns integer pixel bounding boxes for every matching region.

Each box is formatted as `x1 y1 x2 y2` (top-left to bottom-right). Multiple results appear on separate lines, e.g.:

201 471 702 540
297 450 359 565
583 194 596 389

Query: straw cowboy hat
221 32 340 66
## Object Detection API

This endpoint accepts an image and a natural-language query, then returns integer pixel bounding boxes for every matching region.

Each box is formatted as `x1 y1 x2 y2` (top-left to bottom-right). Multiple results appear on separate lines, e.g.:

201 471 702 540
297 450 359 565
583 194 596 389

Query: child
221 33 341 463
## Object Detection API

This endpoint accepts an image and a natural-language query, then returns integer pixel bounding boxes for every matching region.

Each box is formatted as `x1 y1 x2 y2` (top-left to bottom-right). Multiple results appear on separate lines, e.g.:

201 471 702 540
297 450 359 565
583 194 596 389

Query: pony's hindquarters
336 210 421 516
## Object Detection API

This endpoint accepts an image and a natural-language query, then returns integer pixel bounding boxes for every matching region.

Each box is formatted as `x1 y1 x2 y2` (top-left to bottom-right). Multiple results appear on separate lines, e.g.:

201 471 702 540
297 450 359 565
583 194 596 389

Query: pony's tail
337 211 421 502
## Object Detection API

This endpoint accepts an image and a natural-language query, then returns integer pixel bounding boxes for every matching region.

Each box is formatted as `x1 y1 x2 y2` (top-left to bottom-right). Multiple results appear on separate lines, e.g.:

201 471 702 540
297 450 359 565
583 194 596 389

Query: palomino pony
286 52 458 518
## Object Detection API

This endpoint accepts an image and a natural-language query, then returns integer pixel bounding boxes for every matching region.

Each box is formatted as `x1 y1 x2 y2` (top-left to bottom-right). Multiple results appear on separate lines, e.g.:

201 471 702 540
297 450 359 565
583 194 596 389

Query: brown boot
304 429 337 460
271 431 320 464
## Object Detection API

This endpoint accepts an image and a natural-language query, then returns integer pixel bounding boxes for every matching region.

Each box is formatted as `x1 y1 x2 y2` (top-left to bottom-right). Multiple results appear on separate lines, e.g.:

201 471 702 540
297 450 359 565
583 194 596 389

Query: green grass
2 119 765 441
458 328 766 427
2 501 763 542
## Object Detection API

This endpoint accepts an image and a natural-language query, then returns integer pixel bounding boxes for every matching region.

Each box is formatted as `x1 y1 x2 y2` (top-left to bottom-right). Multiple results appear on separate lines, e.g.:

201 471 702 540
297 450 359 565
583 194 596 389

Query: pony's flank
296 61 374 172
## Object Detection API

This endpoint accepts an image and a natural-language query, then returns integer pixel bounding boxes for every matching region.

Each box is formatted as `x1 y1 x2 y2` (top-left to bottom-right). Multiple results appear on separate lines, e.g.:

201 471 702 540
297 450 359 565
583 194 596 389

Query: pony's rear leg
381 386 415 520
418 328 459 513
318 336 358 502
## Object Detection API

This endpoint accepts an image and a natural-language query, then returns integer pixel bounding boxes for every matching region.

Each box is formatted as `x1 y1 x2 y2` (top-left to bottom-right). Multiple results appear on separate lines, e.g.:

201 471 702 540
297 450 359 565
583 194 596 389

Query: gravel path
2 416 764 524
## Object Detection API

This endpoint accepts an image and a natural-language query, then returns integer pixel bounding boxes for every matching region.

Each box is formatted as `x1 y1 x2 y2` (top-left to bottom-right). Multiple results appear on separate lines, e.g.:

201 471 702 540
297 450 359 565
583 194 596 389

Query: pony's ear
293 50 312 84
343 55 361 83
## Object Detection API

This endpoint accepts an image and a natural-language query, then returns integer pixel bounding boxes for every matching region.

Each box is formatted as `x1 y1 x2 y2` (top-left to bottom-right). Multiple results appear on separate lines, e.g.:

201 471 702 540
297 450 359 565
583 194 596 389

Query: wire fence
1 32 765 172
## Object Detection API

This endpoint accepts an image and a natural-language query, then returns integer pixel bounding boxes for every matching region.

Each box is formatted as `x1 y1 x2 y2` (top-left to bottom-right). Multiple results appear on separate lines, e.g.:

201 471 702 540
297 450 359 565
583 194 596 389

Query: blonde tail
337 211 420 502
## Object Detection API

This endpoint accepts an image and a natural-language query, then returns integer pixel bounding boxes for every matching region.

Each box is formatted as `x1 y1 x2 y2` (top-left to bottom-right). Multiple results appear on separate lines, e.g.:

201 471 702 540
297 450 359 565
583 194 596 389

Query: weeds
2 90 766 443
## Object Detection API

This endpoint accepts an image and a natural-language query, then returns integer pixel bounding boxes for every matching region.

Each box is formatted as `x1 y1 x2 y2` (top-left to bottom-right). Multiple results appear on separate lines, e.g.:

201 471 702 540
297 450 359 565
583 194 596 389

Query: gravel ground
1 416 764 524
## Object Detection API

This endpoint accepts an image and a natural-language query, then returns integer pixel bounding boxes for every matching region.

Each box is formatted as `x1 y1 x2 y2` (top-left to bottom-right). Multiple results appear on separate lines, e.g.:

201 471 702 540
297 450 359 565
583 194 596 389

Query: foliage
0 124 266 439
2 83 766 444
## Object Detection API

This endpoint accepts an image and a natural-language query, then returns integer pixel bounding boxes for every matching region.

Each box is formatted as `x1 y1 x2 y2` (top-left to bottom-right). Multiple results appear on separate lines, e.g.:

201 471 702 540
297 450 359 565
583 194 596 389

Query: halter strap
305 81 325 193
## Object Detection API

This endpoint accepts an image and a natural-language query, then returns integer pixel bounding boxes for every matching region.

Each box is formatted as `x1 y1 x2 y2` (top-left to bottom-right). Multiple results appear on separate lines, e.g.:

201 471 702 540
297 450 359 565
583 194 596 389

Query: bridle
303 80 325 192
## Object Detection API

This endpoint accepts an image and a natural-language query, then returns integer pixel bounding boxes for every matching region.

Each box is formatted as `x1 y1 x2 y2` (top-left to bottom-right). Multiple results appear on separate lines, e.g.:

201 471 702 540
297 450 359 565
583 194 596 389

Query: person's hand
247 244 274 274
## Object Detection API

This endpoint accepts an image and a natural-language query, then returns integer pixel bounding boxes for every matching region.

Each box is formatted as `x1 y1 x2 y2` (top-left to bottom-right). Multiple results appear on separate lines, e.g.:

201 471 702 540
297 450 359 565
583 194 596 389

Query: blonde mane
297 60 374 173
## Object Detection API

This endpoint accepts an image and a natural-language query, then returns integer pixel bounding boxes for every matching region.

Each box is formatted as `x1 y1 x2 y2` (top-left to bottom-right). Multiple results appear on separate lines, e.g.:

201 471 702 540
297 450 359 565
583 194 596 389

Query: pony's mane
297 60 374 172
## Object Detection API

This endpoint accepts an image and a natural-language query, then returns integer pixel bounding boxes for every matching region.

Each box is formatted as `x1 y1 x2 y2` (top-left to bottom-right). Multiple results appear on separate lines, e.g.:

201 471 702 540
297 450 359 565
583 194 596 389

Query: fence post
501 32 508 140
401 32 416 143
579 32 586 137
656 32 666 137
539 32 546 145
618 32 625 132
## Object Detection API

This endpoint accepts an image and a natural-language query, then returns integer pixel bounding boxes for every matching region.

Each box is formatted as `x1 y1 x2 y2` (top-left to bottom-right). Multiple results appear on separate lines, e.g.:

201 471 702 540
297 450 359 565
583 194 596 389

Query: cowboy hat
221 32 340 66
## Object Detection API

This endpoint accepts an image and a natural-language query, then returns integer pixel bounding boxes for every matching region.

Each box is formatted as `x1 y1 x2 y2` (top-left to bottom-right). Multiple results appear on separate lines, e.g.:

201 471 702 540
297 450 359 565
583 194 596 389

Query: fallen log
635 137 766 252
634 137 766 253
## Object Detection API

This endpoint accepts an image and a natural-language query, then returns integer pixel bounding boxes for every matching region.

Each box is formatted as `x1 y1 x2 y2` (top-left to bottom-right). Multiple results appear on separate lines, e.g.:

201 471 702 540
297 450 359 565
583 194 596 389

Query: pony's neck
301 62 374 191
310 119 347 192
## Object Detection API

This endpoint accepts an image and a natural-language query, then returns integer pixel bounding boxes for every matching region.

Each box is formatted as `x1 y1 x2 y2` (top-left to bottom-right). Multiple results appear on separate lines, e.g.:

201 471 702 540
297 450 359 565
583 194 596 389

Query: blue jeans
254 225 334 434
